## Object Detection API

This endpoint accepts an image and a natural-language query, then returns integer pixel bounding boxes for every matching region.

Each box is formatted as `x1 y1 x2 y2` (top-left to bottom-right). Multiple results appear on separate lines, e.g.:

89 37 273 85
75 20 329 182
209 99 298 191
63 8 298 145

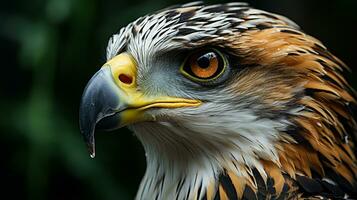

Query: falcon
79 2 357 199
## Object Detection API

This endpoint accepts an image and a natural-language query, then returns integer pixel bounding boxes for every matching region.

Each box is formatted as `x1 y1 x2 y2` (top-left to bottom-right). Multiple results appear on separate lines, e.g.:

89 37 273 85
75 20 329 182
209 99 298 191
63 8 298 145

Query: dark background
0 0 356 199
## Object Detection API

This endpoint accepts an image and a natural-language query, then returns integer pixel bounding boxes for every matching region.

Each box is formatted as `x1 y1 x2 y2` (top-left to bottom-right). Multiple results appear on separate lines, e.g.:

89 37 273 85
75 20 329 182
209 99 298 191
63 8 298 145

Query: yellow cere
104 53 137 89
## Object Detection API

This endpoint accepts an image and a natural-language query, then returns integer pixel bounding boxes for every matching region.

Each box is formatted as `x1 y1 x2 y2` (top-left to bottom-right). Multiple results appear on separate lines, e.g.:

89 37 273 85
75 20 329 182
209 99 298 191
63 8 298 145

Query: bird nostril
118 74 133 85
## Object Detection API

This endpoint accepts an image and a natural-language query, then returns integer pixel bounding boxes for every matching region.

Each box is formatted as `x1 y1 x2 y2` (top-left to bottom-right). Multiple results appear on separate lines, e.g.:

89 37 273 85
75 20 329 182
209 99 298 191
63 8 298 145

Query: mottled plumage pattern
104 2 357 199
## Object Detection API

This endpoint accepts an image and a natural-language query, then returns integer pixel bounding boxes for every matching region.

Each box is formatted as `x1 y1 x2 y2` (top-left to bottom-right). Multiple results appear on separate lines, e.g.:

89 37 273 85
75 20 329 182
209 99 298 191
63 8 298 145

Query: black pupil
196 53 214 68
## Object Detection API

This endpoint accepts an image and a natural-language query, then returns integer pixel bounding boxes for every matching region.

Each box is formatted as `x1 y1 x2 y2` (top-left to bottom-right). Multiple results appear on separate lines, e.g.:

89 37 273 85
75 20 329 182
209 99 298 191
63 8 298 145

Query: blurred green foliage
0 0 356 199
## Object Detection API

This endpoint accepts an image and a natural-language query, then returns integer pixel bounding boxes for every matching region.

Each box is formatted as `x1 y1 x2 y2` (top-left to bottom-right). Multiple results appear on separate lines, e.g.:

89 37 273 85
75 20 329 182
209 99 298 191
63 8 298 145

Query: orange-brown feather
219 26 357 198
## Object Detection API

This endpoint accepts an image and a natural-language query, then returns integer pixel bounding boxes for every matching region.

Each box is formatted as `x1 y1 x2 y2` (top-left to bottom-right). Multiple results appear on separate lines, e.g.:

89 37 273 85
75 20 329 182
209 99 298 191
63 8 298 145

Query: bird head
79 2 357 199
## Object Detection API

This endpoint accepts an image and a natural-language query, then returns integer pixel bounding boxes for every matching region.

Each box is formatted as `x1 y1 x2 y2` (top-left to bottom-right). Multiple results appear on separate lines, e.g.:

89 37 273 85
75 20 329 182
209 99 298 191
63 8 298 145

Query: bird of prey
79 2 357 199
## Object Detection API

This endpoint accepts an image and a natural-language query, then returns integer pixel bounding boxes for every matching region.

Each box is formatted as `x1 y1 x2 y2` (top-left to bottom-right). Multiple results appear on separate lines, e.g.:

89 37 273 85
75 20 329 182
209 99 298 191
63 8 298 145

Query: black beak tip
79 118 96 158
87 142 96 158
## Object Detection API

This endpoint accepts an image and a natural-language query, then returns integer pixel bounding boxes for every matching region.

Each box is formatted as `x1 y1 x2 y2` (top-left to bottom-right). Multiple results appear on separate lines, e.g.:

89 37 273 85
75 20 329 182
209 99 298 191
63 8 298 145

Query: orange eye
181 49 226 81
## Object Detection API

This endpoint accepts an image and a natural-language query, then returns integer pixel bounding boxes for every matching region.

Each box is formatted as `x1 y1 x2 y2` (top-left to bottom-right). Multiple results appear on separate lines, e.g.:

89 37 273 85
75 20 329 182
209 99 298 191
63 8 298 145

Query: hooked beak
79 53 201 158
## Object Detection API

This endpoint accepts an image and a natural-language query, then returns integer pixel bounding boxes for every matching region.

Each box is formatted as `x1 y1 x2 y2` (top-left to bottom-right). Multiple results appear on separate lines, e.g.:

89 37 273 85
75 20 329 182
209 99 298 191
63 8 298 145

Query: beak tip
87 142 96 158
79 126 96 158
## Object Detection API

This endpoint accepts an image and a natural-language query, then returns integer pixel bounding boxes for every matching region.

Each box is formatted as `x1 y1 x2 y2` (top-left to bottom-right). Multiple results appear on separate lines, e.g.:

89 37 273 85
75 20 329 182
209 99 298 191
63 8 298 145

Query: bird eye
181 49 227 82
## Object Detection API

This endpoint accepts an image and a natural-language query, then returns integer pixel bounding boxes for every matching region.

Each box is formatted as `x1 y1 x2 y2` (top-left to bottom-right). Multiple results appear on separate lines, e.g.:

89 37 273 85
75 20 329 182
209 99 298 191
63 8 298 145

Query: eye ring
180 48 227 82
